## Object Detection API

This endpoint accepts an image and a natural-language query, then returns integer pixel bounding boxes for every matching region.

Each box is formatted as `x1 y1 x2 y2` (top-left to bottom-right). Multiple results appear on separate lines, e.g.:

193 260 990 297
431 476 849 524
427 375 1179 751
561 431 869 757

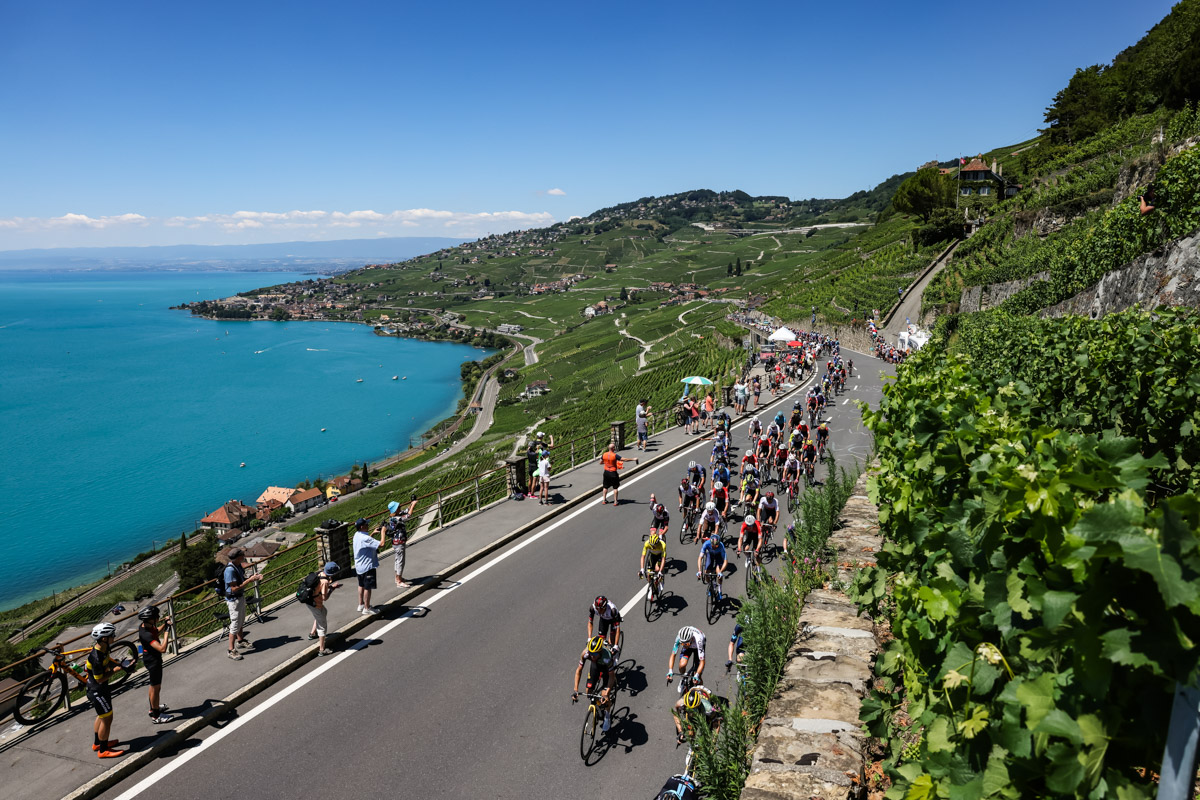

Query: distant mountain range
0 236 467 271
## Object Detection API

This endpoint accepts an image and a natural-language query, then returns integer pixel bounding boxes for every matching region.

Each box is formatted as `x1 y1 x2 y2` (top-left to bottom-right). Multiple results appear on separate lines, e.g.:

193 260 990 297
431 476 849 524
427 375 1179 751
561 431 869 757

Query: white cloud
547 188 566 196
0 206 557 248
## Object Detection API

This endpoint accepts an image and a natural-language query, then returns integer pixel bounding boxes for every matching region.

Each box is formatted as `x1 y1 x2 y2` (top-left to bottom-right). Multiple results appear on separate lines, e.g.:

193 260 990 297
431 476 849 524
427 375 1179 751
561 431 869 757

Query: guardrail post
166 597 179 655
592 432 598 460
571 441 576 469
252 577 263 618
505 457 526 496
474 478 481 512
436 492 444 529
610 420 626 450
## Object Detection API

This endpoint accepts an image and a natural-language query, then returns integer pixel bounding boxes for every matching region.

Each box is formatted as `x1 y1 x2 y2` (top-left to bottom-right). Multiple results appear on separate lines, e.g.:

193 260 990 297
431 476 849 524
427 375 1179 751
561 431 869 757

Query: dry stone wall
742 473 881 800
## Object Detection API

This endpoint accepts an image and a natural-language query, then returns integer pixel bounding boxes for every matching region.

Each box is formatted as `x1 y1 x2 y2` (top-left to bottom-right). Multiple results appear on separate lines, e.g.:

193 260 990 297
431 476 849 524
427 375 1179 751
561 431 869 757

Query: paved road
96 354 885 800
884 242 958 339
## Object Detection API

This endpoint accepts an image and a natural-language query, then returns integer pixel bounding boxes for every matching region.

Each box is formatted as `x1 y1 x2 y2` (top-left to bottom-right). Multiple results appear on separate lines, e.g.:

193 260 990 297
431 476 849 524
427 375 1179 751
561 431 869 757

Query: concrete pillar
315 520 351 577
609 420 626 451
505 457 527 495
722 385 734 408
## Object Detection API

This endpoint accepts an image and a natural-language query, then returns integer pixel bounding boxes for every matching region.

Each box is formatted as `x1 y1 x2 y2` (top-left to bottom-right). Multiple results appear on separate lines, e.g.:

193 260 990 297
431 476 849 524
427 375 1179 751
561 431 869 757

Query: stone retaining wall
742 473 881 800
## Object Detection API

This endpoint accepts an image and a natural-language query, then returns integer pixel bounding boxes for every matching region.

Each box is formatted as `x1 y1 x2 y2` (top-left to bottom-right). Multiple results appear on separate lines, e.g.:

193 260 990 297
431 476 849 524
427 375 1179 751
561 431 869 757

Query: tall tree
891 168 956 222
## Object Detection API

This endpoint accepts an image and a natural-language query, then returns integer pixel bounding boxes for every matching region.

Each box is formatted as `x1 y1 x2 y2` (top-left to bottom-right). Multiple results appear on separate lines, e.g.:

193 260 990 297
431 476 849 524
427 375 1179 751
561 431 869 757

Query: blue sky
0 0 1178 249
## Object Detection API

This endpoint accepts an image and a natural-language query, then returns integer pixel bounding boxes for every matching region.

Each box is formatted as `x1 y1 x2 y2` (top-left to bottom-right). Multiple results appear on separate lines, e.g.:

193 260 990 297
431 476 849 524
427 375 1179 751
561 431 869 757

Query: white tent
767 326 797 342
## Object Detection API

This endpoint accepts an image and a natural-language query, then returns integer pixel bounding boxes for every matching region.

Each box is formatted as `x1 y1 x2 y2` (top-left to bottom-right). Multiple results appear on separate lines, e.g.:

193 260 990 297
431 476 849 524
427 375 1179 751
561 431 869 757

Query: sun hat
323 561 339 575
387 501 400 514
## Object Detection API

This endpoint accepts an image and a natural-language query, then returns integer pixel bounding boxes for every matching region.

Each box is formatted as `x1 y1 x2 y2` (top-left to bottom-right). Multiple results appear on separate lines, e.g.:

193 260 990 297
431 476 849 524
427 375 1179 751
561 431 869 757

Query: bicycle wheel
705 580 716 622
14 672 67 725
580 704 598 760
745 557 755 593
644 582 655 621
107 641 139 688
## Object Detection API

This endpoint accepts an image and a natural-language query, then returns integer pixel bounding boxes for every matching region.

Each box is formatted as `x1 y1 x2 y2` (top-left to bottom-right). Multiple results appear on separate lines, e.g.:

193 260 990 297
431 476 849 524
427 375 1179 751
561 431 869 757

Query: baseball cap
387 501 400 514
323 561 339 575
536 431 544 438
228 548 244 560
355 517 368 528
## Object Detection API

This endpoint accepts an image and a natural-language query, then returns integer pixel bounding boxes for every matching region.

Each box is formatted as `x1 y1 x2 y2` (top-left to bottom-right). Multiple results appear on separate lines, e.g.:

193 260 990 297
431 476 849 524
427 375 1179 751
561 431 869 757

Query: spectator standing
307 561 342 655
733 379 746 414
388 497 418 588
86 623 125 759
690 397 701 432
601 443 638 505
635 399 653 451
537 449 552 504
137 606 173 723
525 438 540 498
703 393 714 430
224 548 262 660
751 375 762 409
353 518 383 615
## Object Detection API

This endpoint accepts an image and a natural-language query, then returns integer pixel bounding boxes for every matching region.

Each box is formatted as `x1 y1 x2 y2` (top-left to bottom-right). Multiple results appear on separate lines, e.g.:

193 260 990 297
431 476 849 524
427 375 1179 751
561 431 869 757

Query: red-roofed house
956 154 1017 201
256 486 294 506
287 487 324 514
201 500 255 532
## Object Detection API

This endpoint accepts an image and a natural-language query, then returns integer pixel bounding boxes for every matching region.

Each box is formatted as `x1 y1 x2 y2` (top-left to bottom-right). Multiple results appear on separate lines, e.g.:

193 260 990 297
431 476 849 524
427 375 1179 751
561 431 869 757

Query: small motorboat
321 428 327 432
392 375 398 380
356 378 364 383
239 462 246 468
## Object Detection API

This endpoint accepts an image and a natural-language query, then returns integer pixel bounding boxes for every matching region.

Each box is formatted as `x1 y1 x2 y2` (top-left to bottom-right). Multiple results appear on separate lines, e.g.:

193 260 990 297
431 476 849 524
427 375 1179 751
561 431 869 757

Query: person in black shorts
137 606 173 724
87 623 127 758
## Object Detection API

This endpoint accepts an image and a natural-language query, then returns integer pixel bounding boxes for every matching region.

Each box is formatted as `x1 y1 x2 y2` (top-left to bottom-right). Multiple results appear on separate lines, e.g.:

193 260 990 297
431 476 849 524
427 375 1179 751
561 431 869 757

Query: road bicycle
13 640 139 726
574 689 613 761
643 568 665 621
760 522 777 563
702 568 722 623
679 505 699 545
784 474 801 513
741 547 764 593
803 459 817 488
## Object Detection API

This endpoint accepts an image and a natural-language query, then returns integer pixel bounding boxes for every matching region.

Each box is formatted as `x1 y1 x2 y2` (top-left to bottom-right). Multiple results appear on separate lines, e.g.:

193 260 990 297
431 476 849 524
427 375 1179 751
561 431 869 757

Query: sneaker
356 604 364 613
227 649 243 661
398 580 413 588
317 648 333 657
235 639 252 650
149 713 174 724
92 740 120 751
97 749 124 759
364 606 381 615
307 633 318 640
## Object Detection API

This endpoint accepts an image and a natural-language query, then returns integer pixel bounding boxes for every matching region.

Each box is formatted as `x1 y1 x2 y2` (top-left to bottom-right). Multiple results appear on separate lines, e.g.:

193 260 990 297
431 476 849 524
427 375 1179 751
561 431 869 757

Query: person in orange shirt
600 443 638 505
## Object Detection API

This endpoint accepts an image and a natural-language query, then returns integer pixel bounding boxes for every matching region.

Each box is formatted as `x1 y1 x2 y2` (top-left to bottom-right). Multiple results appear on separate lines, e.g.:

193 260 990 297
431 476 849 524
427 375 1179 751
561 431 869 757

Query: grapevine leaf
1015 673 1056 729
1041 590 1078 630
1034 709 1083 744
1077 714 1109 787
1099 628 1161 674
927 716 954 753
1116 532 1197 608
1046 742 1086 793
904 773 936 800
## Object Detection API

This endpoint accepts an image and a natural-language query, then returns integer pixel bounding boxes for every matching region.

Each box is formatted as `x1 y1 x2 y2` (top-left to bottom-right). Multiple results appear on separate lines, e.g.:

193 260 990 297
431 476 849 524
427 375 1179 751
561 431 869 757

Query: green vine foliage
854 329 1200 799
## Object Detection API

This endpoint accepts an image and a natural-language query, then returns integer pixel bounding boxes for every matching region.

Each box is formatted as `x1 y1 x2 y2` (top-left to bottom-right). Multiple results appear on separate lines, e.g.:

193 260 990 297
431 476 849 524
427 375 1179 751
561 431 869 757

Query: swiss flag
959 157 966 165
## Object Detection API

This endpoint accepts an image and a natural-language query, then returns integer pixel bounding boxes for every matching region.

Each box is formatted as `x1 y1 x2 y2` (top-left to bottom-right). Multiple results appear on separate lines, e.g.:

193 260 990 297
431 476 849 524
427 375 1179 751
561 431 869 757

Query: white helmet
713 481 724 490
688 460 697 469
746 514 757 523
92 622 117 641
705 501 717 511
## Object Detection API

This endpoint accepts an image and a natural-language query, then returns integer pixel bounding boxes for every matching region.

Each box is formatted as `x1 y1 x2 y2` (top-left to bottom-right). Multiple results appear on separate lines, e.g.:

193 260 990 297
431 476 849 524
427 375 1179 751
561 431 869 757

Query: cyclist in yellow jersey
639 532 667 590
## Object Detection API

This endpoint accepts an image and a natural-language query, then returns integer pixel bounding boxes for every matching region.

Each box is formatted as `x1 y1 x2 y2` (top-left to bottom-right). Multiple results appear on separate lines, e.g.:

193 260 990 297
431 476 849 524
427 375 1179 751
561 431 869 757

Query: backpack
296 572 321 605
213 561 228 598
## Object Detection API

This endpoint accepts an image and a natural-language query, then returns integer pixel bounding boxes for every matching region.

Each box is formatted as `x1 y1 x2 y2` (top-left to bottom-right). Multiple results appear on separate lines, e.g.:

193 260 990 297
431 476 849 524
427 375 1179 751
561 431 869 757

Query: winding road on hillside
882 241 959 339
94 353 888 800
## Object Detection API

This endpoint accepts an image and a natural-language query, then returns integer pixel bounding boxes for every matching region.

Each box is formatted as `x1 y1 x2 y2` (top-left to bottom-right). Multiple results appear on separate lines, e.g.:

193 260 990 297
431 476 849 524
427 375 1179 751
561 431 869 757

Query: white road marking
111 382 835 799
620 583 650 618
842 398 849 405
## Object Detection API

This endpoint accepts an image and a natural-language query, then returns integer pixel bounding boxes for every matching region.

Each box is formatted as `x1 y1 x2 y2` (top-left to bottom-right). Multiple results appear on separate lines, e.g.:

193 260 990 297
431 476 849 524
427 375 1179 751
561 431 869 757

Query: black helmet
138 606 161 621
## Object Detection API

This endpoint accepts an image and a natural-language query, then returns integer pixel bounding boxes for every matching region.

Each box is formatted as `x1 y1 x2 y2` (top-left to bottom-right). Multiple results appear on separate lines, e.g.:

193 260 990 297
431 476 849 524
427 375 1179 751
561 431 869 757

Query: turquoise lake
0 271 486 609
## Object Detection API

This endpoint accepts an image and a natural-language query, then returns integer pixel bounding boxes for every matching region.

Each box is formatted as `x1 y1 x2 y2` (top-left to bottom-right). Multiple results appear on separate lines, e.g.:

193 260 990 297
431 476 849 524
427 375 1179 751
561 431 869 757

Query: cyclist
782 451 802 497
816 389 828 419
678 476 701 515
672 685 722 744
741 445 759 473
573 635 617 732
740 468 762 511
649 501 671 539
137 606 173 724
697 532 729 601
710 480 730 518
587 595 622 649
772 440 789 478
806 392 818 423
639 532 667 601
711 460 732 493
668 625 708 692
772 411 786 436
709 431 728 468
685 460 707 498
758 491 780 548
87 622 128 759
726 622 746 670
755 433 772 464
815 421 830 459
847 358 853 377
696 500 723 543
794 418 810 445
789 400 804 430
738 513 762 559
800 437 819 482
747 415 762 442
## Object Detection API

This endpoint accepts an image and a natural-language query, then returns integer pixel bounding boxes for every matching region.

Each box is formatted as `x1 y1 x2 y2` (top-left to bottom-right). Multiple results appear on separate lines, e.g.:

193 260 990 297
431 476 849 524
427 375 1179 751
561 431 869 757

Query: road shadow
658 592 688 617
239 633 296 653
608 706 649 754
618 661 648 697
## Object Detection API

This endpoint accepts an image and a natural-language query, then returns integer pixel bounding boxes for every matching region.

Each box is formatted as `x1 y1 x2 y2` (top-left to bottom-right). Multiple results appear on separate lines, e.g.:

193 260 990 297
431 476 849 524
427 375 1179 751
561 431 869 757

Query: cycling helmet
746 514 757 523
766 491 775 499
137 606 161 621
587 635 606 654
708 531 721 542
681 477 689 485
793 400 801 408
684 687 706 710
92 622 117 641
713 481 723 490
688 460 697 470
655 503 666 514
705 501 717 511
594 595 608 609
648 531 661 546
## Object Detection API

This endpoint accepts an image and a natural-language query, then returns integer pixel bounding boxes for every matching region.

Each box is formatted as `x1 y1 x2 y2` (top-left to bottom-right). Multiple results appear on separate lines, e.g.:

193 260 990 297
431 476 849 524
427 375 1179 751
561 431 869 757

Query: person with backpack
300 561 341 656
388 497 418 588
221 548 263 661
